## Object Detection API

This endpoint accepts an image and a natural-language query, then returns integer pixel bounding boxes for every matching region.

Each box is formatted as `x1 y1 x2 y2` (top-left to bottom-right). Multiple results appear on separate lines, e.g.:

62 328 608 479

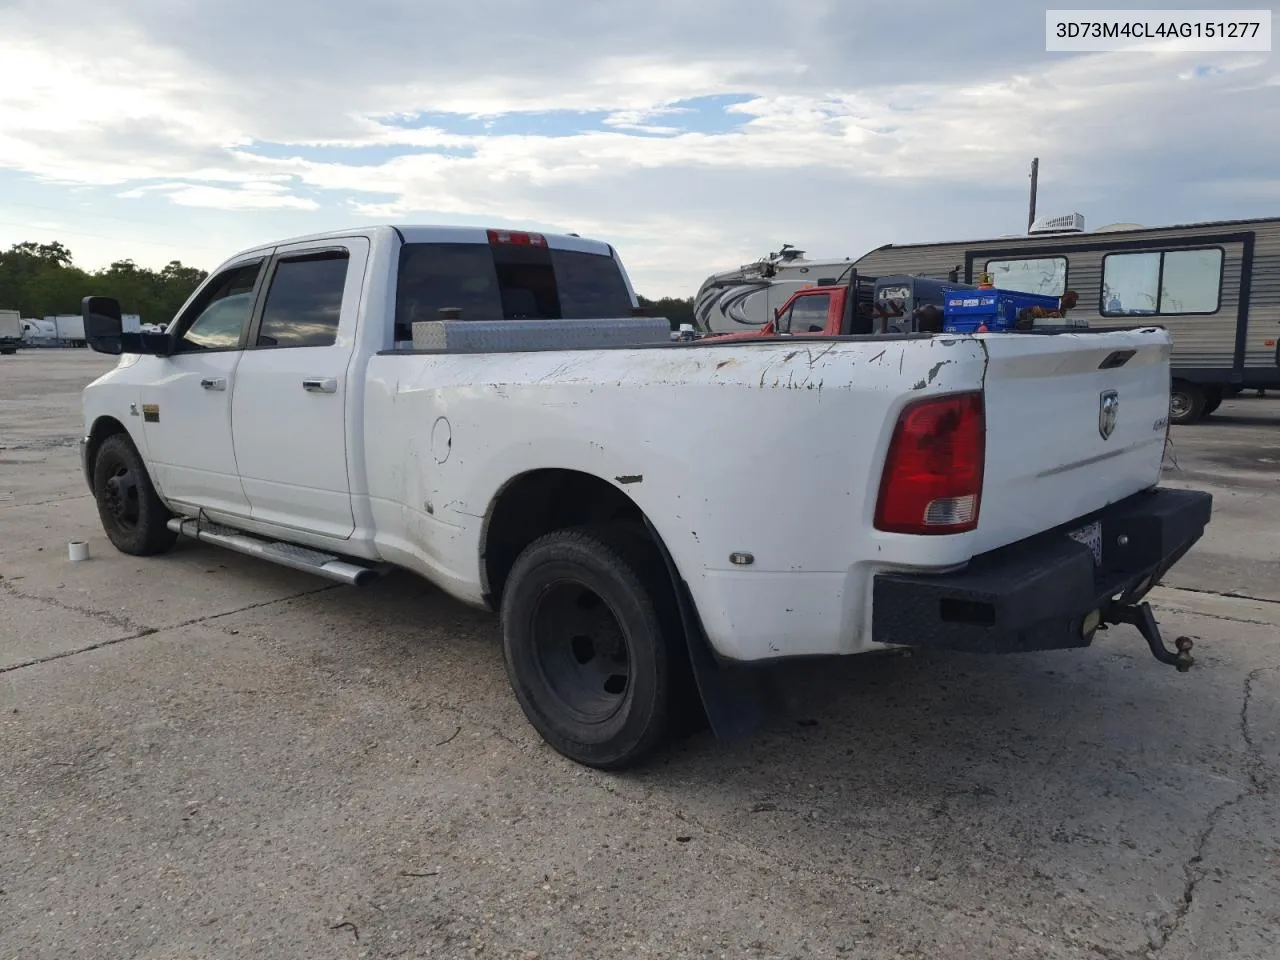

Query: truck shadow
314 567 1245 852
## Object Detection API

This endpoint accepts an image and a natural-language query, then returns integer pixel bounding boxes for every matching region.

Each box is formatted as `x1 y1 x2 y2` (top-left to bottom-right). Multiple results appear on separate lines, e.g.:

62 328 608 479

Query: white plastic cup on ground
68 540 90 562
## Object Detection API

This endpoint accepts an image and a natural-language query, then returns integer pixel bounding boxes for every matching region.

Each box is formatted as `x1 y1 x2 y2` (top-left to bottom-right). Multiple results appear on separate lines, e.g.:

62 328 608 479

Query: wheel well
86 416 129 473
481 469 648 609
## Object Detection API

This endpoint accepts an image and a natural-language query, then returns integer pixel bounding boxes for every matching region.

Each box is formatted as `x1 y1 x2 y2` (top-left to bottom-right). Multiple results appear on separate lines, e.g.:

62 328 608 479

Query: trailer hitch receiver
1103 600 1194 671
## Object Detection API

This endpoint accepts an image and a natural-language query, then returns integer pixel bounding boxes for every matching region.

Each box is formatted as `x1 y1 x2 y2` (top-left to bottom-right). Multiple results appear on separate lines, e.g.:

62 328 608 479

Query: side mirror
82 296 123 354
81 296 172 357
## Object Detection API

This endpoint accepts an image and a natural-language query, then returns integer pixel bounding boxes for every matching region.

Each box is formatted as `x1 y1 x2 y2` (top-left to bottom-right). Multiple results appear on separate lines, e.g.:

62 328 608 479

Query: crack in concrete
0 493 89 511
1146 666 1275 956
1240 668 1273 793
0 577 145 632
1156 584 1280 608
0 627 160 676
1150 608 1276 629
0 581 342 676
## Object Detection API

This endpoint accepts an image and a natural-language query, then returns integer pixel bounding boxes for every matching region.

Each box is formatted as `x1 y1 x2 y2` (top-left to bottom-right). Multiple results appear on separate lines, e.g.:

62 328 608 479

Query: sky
0 0 1277 297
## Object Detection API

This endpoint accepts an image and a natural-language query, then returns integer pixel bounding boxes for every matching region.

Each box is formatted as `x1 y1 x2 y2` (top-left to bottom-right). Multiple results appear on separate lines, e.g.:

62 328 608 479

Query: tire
1169 381 1205 425
91 433 178 556
1202 389 1223 416
500 525 685 770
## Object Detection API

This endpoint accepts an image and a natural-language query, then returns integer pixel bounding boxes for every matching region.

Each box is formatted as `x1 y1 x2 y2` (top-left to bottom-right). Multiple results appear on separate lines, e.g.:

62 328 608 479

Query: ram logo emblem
1099 390 1119 440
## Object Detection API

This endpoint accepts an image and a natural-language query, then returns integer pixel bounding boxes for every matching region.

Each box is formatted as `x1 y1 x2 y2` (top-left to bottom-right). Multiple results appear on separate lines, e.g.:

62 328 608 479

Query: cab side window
174 261 263 352
780 294 830 334
256 251 351 348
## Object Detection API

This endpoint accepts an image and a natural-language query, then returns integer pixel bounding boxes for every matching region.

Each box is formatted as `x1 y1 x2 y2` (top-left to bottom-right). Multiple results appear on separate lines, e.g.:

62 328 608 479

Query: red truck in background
702 270 975 341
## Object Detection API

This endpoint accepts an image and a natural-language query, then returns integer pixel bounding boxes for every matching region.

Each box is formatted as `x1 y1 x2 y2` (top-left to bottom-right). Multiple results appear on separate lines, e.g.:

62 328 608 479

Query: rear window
549 249 634 319
394 241 633 339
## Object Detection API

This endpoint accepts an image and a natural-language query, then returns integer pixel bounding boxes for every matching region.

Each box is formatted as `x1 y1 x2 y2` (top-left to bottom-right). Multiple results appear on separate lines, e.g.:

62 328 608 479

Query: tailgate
975 328 1171 553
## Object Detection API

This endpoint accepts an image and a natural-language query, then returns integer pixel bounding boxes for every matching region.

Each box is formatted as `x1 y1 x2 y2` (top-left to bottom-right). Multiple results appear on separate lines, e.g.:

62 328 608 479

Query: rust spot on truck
912 359 954 390
715 358 736 370
615 475 643 485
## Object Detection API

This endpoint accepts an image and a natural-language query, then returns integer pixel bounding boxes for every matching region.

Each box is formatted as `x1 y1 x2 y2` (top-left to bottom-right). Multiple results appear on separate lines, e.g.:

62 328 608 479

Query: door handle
302 377 338 394
200 378 226 391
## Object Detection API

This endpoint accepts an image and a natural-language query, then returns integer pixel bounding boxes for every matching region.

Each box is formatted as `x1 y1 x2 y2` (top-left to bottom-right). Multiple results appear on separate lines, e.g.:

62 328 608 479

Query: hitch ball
1174 635 1195 672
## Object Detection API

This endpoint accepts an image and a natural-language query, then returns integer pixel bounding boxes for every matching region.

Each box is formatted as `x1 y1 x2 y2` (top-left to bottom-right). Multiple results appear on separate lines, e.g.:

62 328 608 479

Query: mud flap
643 518 773 741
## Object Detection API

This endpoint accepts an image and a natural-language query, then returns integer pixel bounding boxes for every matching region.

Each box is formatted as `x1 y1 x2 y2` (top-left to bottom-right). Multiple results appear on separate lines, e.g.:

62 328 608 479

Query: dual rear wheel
500 525 696 770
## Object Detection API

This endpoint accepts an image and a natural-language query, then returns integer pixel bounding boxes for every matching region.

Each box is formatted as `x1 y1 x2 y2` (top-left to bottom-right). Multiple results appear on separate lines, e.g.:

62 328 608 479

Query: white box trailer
0 309 22 354
48 314 87 347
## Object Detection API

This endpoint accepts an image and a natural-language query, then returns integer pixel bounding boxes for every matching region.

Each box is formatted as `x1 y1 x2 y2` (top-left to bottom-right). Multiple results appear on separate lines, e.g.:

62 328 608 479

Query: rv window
984 257 1067 297
1101 253 1160 316
1101 248 1222 317
1160 249 1223 314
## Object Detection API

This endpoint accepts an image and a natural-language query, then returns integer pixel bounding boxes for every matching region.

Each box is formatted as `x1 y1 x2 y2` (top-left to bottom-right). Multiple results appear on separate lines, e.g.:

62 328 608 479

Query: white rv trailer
21 318 57 343
694 214 1280 424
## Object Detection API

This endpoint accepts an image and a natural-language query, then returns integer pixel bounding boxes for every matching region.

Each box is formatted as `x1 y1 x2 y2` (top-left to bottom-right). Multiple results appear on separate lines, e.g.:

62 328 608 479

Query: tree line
0 241 209 325
1 240 695 328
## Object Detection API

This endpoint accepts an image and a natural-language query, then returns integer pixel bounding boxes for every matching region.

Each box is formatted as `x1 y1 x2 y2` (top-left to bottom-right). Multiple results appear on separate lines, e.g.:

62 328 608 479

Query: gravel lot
2 349 1278 959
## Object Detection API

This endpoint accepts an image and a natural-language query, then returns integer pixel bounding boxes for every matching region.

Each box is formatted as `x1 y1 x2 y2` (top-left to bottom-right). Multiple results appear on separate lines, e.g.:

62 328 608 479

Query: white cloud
0 0 1277 295
119 182 319 211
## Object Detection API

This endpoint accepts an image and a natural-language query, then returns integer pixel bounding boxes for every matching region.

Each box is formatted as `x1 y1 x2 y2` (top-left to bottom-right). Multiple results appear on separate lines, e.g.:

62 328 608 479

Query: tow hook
1102 601 1195 672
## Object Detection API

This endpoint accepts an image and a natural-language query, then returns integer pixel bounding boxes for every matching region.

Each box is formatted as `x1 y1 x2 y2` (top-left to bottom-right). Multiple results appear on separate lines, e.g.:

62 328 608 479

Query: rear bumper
871 487 1212 654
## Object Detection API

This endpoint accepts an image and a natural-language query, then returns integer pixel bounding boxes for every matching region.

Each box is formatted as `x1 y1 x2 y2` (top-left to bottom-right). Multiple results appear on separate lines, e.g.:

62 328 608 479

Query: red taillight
487 229 546 247
874 392 985 535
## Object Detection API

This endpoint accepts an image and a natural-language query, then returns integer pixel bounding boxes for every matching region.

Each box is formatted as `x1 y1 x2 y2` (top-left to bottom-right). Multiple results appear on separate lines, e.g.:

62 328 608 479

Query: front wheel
92 433 178 556
500 526 684 770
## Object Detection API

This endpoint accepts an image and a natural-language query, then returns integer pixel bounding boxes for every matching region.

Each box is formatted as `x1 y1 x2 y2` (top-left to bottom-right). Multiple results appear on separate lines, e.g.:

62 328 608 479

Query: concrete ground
1 349 1277 960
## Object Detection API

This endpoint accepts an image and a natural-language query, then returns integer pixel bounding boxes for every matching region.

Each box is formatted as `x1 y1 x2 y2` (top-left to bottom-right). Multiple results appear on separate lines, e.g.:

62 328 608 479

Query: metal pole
1027 157 1039 233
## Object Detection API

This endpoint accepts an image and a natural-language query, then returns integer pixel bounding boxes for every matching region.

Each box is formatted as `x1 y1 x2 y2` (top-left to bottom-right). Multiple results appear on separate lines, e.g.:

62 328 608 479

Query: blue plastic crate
943 289 1062 332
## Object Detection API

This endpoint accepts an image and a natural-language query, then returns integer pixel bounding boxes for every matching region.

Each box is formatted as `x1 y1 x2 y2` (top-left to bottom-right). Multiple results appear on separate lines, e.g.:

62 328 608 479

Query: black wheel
500 525 685 770
1169 381 1205 425
1202 388 1223 416
92 433 178 556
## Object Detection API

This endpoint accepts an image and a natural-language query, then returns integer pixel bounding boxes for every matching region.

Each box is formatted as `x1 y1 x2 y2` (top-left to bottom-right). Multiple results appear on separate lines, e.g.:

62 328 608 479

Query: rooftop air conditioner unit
1028 212 1086 235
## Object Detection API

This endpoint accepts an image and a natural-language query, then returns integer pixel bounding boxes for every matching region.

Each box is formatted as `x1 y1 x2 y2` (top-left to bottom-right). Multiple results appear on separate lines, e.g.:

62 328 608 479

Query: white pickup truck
78 225 1212 769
